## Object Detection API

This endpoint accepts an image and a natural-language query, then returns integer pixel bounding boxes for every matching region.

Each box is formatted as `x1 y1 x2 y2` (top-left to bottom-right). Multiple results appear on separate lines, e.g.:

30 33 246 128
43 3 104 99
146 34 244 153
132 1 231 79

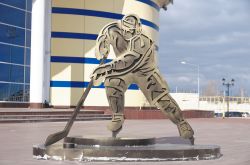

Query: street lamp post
222 78 235 117
181 61 200 110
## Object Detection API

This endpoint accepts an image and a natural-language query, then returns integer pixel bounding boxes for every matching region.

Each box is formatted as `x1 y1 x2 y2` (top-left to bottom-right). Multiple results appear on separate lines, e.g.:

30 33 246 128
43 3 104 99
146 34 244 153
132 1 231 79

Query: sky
158 0 250 96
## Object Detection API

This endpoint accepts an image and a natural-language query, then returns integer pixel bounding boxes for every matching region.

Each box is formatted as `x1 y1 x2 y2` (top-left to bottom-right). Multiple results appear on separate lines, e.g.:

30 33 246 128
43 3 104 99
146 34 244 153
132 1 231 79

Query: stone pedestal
33 136 221 162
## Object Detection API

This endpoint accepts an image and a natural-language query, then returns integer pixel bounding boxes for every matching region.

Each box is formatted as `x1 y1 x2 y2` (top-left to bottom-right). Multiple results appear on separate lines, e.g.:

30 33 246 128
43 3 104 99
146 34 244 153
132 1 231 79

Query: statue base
33 136 221 162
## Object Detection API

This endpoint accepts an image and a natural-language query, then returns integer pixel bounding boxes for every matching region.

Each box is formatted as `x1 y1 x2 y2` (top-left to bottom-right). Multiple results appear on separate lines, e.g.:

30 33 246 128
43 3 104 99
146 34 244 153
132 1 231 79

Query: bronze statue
91 14 194 144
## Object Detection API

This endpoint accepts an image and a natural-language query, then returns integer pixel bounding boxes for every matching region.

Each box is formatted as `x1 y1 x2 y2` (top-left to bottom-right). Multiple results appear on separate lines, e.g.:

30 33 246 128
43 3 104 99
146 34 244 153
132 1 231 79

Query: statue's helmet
121 14 142 39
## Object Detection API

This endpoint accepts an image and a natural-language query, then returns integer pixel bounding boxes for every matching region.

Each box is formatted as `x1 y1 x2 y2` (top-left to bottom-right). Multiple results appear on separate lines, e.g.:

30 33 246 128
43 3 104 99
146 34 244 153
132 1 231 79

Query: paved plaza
0 118 250 165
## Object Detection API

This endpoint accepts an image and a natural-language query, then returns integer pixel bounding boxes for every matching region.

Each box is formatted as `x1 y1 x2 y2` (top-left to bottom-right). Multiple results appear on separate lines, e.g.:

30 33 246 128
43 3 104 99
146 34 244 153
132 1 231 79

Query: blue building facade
0 0 32 102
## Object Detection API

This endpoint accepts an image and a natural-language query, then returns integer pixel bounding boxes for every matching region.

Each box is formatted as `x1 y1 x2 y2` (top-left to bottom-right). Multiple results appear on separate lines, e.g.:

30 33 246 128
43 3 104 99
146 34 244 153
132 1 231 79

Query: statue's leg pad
154 93 195 142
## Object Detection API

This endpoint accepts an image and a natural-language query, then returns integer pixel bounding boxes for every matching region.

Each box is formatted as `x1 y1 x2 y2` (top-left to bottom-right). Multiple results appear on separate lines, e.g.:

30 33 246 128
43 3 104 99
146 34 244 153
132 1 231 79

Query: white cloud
160 0 250 31
221 48 250 56
165 28 250 48
174 35 234 46
158 0 250 95
177 76 192 82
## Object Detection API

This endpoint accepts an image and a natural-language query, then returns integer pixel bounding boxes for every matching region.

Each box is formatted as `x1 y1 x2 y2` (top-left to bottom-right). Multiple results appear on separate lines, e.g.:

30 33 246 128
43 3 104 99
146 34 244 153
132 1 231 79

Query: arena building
0 0 172 109
1 0 250 119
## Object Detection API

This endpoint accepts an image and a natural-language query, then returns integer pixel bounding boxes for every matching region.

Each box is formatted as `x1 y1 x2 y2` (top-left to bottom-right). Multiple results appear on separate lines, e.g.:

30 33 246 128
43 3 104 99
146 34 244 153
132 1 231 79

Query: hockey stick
44 57 107 146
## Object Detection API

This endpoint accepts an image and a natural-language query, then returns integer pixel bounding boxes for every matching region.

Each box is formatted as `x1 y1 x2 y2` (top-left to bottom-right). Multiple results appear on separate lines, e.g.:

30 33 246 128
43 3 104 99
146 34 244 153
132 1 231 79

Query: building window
0 0 32 102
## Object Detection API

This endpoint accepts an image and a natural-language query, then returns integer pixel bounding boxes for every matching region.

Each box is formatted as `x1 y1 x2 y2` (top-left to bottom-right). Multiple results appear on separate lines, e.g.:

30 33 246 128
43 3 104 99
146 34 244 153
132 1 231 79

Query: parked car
214 113 223 117
241 112 250 118
224 111 242 117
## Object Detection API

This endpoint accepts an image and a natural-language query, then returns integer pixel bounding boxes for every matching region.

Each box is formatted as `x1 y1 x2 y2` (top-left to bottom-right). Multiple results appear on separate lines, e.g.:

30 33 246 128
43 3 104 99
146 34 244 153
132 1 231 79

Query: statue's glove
90 64 111 86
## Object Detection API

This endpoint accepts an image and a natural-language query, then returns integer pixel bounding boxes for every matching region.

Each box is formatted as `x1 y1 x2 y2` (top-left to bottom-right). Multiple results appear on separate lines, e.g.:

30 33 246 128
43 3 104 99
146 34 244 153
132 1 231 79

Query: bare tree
202 80 219 96
238 87 247 97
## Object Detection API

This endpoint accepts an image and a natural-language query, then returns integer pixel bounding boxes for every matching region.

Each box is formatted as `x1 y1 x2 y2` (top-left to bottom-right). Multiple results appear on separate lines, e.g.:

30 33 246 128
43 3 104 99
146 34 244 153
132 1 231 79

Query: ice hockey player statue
91 14 194 144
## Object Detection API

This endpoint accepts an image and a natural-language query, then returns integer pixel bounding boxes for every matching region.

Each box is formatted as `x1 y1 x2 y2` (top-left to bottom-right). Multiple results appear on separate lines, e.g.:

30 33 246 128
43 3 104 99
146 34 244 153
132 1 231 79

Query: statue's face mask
121 16 141 40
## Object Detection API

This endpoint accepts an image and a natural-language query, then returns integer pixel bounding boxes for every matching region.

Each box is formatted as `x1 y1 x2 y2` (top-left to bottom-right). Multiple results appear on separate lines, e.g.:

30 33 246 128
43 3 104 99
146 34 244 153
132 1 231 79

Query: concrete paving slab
0 118 250 165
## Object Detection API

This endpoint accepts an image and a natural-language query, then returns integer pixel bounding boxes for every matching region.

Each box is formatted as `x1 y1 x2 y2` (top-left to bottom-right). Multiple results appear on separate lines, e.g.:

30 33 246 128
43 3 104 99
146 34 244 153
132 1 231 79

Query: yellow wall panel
50 88 71 106
52 0 83 9
52 14 84 33
51 38 84 57
84 0 115 12
50 79 147 106
51 63 85 82
82 88 145 107
51 83 143 107
84 40 116 60
84 16 115 34
83 88 109 106
51 63 72 81
114 0 125 13
142 25 158 45
70 88 85 106
84 40 95 57
83 64 97 81
71 64 84 82
122 0 159 25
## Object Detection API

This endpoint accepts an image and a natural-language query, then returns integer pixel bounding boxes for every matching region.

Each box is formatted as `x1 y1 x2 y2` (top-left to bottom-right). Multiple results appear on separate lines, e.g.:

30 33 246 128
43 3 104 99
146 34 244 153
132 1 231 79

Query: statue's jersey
95 23 156 78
